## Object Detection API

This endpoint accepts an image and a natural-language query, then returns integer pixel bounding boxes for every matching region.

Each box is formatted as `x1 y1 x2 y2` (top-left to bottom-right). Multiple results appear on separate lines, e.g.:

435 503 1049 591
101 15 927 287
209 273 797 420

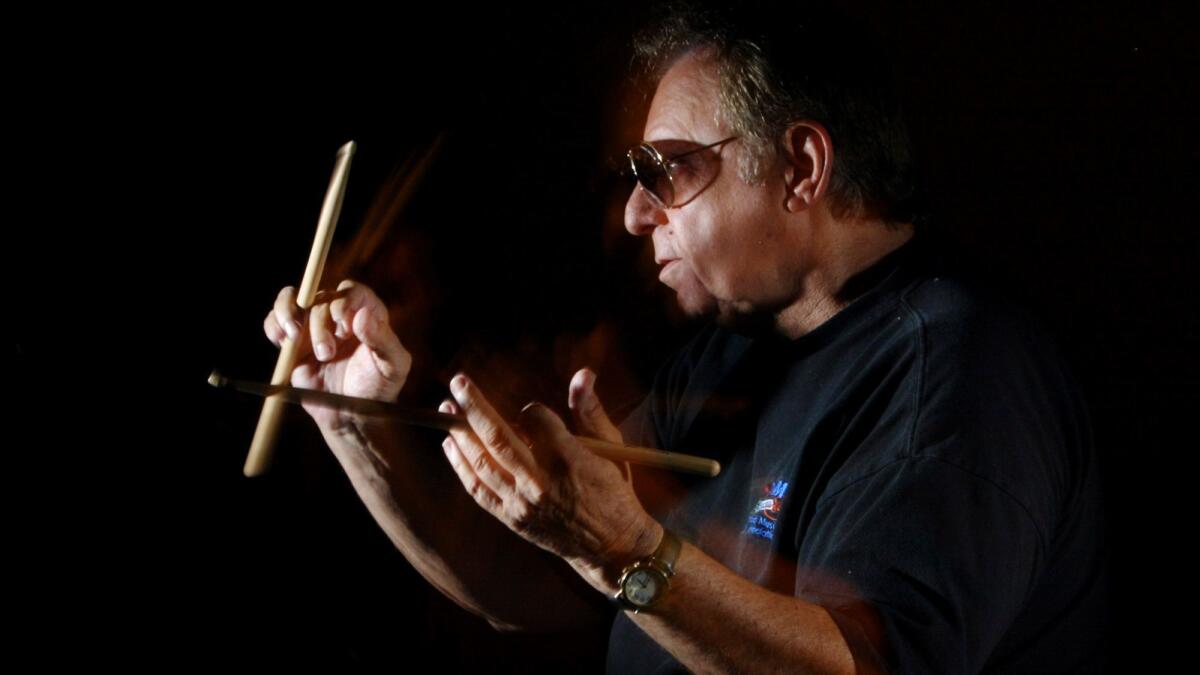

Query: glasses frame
626 135 739 209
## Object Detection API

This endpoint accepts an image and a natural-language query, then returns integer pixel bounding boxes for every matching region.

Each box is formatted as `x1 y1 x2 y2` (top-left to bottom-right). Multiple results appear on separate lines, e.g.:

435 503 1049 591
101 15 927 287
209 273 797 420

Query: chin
713 299 779 338
672 287 773 337
671 282 719 319
678 296 717 319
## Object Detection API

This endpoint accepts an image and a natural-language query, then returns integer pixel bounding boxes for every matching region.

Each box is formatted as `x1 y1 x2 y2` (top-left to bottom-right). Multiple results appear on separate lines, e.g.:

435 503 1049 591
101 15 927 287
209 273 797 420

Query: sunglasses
624 136 739 208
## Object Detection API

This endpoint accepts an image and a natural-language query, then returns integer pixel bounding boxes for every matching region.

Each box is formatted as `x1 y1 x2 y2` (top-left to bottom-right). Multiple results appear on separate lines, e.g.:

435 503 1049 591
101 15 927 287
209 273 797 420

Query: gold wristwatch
613 528 682 613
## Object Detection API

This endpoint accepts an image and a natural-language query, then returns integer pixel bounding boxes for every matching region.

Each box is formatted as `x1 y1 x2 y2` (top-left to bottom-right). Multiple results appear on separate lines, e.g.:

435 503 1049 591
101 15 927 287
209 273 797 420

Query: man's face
624 51 800 325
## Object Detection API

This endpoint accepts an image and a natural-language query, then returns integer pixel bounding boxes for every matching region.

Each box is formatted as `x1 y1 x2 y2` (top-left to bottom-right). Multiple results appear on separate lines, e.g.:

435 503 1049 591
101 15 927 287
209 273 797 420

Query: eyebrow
642 138 705 155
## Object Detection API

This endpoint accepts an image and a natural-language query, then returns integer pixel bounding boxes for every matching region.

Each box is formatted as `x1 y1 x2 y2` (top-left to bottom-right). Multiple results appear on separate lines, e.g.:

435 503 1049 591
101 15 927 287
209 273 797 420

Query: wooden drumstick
243 140 356 477
214 371 722 477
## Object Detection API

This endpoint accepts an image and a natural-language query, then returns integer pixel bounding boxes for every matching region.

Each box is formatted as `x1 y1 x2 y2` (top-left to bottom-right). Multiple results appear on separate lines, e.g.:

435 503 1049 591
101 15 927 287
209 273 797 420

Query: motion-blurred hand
263 279 411 431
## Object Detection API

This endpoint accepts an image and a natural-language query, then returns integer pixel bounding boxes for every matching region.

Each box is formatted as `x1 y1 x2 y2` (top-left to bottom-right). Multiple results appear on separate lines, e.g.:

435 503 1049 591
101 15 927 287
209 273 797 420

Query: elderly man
264 5 1107 673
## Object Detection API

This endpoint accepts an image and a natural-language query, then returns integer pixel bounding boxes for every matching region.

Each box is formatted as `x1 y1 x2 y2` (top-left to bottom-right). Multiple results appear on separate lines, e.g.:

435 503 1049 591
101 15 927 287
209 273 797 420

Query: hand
263 279 412 431
438 372 662 596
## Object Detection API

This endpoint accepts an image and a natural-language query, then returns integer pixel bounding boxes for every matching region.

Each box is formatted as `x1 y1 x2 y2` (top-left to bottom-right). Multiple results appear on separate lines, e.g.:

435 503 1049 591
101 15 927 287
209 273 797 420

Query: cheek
681 210 755 293
702 186 785 290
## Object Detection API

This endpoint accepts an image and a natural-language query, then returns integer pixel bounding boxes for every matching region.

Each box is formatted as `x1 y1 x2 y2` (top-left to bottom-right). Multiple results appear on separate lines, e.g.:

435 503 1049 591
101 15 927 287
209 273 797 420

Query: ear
781 121 834 213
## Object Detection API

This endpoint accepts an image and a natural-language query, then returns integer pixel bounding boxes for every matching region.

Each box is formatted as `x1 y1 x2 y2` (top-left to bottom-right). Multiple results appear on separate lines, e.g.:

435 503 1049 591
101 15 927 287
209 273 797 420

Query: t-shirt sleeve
794 456 1045 674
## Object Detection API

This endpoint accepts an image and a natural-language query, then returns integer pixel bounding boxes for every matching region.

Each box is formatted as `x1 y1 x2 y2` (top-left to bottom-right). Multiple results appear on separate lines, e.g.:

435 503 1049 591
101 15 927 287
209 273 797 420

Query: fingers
350 295 411 385
517 401 578 472
568 368 623 444
449 374 538 480
309 290 337 362
441 429 504 513
263 312 286 347
265 280 387 353
301 280 382 363
273 286 303 340
266 286 304 346
306 280 409 372
290 361 320 390
329 279 382 339
440 397 516 500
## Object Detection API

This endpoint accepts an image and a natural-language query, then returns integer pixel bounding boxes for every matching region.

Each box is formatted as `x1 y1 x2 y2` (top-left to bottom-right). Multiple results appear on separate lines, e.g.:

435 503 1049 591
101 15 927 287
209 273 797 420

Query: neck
771 215 915 340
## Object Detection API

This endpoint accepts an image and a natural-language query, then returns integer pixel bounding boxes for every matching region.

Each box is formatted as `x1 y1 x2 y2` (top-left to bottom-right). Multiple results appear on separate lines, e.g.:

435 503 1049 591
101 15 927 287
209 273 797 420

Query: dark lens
629 145 673 207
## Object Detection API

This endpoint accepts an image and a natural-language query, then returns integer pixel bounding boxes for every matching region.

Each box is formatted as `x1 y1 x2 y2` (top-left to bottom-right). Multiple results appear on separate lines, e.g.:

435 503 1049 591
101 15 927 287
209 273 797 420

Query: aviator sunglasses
625 136 739 208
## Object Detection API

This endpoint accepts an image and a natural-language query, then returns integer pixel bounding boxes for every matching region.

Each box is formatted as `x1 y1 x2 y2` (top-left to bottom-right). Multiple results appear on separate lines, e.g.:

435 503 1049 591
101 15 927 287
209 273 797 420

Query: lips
658 259 680 282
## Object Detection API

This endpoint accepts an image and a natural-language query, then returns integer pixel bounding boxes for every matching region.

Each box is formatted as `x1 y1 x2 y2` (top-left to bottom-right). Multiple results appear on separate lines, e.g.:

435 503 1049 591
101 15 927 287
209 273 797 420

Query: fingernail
450 374 467 396
336 320 348 337
315 343 331 360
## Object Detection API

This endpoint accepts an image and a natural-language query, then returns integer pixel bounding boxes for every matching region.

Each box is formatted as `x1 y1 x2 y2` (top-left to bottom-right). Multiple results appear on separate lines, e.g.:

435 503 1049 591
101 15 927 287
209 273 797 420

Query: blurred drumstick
213 371 721 477
243 140 356 478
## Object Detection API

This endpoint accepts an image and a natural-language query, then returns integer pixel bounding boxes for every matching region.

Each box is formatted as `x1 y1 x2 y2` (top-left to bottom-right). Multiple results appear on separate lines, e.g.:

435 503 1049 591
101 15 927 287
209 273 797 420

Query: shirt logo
744 479 790 541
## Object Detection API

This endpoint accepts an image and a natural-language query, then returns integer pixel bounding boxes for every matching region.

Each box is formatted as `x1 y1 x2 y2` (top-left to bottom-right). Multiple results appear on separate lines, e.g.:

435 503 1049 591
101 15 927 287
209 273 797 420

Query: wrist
599 518 665 595
324 416 398 476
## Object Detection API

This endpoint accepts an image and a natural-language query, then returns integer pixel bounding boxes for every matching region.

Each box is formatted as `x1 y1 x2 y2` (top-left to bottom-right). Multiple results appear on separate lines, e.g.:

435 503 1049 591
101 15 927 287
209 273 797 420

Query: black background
11 2 1195 670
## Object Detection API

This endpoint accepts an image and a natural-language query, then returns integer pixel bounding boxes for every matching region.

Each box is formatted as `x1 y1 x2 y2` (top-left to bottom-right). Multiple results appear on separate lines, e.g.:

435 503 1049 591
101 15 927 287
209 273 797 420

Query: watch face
623 569 663 607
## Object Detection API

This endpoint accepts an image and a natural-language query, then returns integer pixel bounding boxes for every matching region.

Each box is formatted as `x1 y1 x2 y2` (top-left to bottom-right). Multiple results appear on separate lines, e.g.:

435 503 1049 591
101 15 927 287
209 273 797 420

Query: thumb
569 368 622 444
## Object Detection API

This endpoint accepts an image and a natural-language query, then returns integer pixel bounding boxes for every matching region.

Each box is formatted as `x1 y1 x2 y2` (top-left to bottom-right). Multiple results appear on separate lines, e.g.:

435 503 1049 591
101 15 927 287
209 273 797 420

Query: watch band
651 527 682 575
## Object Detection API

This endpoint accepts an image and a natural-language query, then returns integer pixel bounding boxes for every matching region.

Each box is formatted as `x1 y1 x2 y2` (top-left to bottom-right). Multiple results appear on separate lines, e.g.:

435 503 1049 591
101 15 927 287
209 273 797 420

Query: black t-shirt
606 235 1109 673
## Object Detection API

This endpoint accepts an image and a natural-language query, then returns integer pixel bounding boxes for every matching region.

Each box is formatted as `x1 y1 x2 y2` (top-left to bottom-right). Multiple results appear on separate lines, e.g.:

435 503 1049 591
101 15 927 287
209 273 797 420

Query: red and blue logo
744 479 790 541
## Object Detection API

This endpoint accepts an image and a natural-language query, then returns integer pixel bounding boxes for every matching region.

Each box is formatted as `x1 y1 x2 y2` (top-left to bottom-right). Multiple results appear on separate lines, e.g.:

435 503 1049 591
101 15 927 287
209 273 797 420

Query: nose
624 183 668 237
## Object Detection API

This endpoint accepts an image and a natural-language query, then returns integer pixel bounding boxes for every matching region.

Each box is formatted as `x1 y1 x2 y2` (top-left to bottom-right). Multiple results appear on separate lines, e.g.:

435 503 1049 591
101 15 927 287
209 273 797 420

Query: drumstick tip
338 140 356 158
208 370 228 388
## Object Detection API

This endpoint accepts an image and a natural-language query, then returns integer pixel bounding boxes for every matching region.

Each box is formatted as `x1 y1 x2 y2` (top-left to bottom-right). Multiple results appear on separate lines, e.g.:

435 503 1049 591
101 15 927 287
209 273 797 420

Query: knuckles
467 479 490 502
471 451 493 477
509 501 533 529
479 421 510 452
520 475 547 504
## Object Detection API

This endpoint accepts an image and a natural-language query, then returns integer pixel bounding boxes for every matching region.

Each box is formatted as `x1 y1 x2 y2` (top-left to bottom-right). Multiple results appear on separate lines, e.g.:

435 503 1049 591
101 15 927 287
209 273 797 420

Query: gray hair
632 2 922 225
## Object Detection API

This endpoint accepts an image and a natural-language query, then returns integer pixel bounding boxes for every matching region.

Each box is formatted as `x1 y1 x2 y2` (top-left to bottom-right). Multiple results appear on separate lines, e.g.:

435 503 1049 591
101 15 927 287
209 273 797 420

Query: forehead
644 51 726 143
